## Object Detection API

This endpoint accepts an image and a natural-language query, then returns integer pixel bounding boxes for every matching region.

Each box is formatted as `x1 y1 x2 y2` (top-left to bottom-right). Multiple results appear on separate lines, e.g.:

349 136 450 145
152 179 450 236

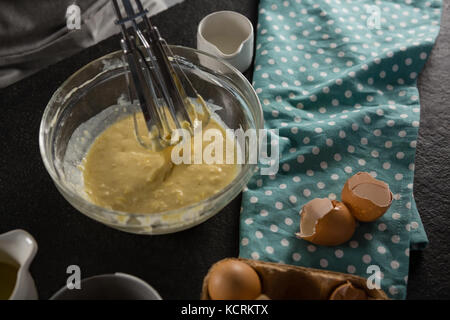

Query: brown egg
296 198 356 246
329 281 369 300
342 172 393 222
208 259 262 300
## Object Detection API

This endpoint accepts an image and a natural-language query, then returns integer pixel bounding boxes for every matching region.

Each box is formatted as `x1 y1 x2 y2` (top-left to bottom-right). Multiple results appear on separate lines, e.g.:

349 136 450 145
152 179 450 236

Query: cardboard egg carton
201 258 388 300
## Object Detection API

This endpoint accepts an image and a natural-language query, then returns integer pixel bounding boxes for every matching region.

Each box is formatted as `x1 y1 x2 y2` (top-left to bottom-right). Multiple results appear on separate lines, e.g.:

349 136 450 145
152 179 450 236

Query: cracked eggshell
329 281 369 300
342 172 393 222
296 198 356 246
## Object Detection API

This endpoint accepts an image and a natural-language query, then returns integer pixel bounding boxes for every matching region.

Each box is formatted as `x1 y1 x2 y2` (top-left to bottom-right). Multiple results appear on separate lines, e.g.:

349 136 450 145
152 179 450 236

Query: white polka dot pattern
240 0 440 300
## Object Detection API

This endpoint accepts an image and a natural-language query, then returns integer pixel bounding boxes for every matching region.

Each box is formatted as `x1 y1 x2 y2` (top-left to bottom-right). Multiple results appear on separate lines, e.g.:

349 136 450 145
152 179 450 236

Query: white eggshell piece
299 198 333 237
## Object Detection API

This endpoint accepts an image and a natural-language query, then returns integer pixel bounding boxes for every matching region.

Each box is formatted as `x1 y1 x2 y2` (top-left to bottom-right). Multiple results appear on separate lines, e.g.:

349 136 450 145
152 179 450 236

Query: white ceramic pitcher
197 11 254 73
0 229 38 300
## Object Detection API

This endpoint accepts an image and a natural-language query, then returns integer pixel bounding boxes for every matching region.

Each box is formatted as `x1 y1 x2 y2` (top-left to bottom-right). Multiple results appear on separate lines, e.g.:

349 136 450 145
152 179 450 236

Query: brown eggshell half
342 172 393 222
207 259 262 300
329 281 369 300
296 198 356 246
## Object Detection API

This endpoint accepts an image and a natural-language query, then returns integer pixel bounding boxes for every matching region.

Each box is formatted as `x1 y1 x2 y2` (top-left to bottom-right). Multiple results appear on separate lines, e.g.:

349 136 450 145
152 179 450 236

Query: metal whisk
112 0 208 150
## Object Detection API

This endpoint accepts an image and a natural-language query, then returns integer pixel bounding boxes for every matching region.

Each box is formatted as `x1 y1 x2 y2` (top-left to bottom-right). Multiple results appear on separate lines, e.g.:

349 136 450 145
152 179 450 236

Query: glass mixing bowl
39 46 263 234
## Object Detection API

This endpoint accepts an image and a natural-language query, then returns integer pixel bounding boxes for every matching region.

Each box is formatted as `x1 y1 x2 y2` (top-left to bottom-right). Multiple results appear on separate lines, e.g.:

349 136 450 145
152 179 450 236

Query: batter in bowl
82 112 239 213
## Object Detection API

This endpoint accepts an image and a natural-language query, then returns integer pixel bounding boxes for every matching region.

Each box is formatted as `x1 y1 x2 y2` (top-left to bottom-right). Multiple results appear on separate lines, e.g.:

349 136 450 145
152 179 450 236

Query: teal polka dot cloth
239 0 442 299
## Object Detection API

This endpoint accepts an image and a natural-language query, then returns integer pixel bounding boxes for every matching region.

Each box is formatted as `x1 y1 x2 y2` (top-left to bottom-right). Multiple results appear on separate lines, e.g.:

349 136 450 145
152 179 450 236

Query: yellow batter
82 113 238 213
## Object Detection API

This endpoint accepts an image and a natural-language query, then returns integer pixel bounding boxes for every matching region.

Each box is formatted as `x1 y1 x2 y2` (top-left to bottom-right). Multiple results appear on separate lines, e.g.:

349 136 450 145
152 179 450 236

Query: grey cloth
0 0 184 88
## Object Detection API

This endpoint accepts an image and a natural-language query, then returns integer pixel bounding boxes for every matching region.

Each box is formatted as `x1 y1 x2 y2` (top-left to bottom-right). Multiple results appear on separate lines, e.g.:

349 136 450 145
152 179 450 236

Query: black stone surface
0 0 448 300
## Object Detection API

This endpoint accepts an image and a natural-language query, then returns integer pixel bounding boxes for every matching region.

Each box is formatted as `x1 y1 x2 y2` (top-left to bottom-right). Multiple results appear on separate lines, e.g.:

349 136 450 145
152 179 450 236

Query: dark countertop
0 0 448 299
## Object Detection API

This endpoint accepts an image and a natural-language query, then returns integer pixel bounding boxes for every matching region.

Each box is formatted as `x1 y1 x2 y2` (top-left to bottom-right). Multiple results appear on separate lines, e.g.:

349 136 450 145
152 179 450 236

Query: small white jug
0 229 38 300
197 11 254 73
